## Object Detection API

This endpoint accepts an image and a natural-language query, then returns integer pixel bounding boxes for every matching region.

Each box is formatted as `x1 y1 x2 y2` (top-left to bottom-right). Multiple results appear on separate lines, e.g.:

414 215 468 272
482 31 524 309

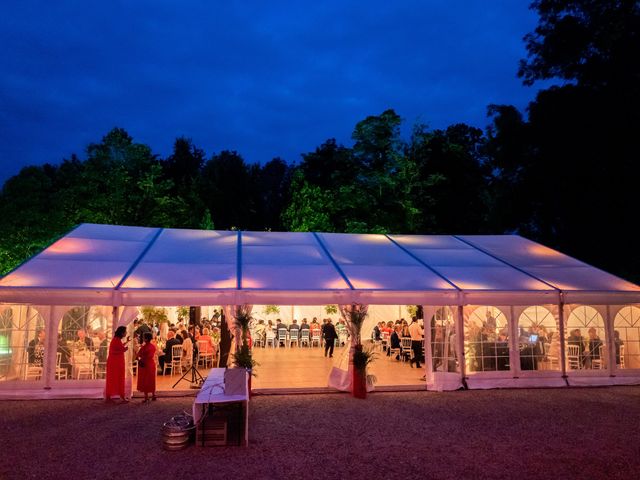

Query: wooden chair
401 338 413 362
591 345 605 370
300 329 310 347
567 344 581 370
197 340 214 368
277 328 288 348
55 352 68 380
169 344 184 376
289 329 299 348
265 330 277 348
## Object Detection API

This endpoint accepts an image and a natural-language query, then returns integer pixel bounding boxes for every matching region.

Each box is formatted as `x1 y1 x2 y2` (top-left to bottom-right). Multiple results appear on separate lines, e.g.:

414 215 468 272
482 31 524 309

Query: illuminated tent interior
1 223 639 398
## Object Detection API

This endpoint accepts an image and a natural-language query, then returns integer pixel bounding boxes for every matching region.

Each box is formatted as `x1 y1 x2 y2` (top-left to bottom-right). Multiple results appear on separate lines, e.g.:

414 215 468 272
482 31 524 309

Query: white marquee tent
1 223 639 398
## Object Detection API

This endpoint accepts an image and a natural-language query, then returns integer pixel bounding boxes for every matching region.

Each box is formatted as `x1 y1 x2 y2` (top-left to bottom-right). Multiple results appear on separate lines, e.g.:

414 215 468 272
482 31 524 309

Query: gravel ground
1 387 640 480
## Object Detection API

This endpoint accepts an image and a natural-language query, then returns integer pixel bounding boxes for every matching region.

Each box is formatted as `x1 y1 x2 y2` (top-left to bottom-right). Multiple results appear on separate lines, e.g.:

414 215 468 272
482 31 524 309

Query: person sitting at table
585 327 603 369
300 318 310 332
158 331 180 374
76 329 93 351
567 328 586 367
373 322 381 341
94 330 109 378
614 330 624 366
199 327 216 355
266 319 275 335
401 324 411 339
27 329 45 366
310 318 321 341
289 319 300 334
388 325 401 360
253 320 266 346
276 319 288 346
181 329 193 369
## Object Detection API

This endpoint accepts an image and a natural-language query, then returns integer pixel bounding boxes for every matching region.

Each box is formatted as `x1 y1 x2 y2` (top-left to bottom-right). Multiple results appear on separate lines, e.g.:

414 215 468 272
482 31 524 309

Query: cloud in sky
0 0 543 182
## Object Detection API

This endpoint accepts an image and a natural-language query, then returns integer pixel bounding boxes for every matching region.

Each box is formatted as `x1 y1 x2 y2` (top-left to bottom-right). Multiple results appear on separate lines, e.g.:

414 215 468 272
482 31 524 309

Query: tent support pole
457 305 467 387
558 297 568 383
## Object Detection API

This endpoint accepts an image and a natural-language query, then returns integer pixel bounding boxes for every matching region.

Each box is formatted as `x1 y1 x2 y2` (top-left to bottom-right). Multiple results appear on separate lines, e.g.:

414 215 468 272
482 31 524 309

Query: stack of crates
196 403 243 447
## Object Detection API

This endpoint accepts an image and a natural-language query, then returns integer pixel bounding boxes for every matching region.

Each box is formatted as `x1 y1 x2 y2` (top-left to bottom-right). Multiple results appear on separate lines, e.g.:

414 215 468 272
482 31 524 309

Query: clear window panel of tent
464 306 510 373
57 306 112 381
517 306 560 372
430 307 459 373
565 305 606 371
0 305 45 382
613 306 640 370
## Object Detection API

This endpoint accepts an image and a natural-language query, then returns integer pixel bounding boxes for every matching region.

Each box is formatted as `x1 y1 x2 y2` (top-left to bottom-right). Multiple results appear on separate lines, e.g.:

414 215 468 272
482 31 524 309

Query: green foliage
233 306 253 346
232 344 258 374
176 306 190 321
140 306 168 324
353 346 377 373
342 304 368 346
263 305 280 316
324 305 338 315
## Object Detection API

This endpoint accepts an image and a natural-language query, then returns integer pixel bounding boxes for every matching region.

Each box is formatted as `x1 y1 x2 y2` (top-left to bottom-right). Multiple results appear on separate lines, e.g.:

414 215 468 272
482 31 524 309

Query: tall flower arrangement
232 305 257 375
339 303 374 398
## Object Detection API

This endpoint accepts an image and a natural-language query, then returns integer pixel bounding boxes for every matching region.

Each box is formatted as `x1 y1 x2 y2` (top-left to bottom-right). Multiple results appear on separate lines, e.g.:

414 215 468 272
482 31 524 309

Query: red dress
105 337 127 399
136 342 156 394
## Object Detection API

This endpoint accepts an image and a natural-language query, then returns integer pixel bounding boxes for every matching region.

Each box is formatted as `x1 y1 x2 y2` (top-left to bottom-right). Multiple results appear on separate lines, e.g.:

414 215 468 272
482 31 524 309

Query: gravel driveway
1 387 639 479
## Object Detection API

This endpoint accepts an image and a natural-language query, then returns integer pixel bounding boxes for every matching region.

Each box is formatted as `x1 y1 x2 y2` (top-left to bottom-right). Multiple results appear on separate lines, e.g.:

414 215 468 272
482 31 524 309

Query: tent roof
0 223 638 306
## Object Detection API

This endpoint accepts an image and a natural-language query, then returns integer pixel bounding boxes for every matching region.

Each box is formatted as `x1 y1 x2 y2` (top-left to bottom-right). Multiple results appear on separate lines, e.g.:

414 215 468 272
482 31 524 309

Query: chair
23 350 43 380
289 329 299 348
381 331 389 351
401 338 413 362
300 329 310 347
252 330 264 348
567 344 581 370
197 340 214 368
338 331 348 347
25 365 43 380
265 330 277 348
591 345 605 370
388 343 401 361
277 328 288 348
169 344 184 376
311 332 321 347
619 344 625 369
55 352 68 380
76 363 93 380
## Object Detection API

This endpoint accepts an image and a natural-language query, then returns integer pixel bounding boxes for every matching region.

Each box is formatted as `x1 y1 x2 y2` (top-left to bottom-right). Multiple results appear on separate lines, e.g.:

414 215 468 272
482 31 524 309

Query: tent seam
311 232 354 290
384 234 462 291
114 227 164 290
453 235 562 294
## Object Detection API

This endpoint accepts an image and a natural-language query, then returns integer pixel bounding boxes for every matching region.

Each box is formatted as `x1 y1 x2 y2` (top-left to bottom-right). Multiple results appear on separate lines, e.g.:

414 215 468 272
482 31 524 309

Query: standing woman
136 332 157 403
105 326 130 403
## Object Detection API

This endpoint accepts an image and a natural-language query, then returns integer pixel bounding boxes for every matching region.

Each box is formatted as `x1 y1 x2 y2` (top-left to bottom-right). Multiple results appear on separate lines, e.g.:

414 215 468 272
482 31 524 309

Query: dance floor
145 343 426 392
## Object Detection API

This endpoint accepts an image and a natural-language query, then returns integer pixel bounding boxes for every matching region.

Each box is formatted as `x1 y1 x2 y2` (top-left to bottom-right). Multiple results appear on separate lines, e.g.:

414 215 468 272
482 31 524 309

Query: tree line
1 0 638 283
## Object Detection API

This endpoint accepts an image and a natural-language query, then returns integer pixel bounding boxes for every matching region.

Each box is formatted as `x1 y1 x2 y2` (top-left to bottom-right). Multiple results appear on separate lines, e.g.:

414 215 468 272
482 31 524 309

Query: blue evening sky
0 1 544 184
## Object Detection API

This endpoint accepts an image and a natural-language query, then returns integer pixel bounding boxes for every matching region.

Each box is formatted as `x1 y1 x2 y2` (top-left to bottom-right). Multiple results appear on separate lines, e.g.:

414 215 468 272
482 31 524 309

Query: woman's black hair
114 326 127 338
143 332 153 343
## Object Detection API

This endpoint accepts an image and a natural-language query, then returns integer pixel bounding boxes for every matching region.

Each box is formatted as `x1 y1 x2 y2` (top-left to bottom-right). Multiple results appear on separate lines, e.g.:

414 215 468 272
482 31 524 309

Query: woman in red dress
136 332 157 403
105 326 130 403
